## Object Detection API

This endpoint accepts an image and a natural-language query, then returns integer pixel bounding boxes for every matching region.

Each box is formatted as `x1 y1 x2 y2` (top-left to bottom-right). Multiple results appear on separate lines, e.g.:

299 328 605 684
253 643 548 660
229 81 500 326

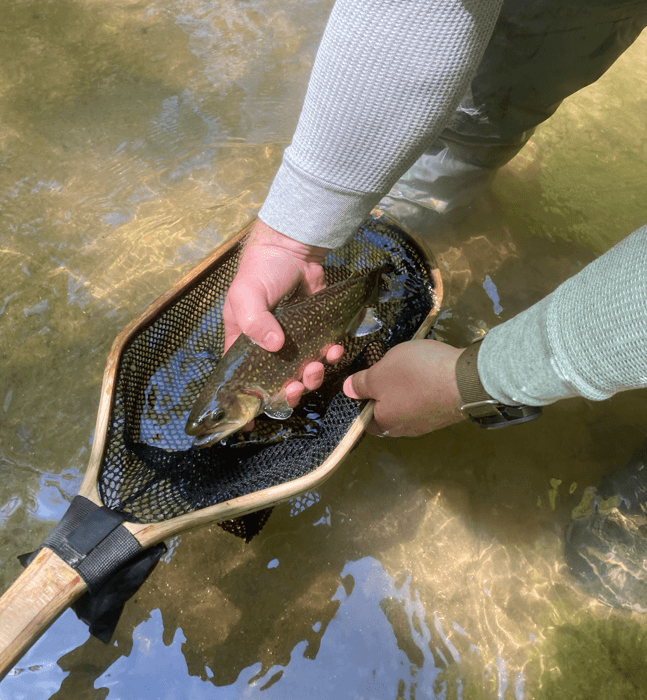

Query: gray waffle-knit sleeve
478 227 647 405
259 0 503 248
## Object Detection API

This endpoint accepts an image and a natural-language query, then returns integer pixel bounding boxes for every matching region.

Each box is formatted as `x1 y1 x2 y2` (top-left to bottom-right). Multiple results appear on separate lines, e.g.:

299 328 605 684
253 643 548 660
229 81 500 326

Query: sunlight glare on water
1 2 646 699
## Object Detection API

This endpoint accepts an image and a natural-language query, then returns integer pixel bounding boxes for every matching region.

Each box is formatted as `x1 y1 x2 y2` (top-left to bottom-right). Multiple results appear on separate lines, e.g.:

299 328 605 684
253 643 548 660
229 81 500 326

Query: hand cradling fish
185 266 388 448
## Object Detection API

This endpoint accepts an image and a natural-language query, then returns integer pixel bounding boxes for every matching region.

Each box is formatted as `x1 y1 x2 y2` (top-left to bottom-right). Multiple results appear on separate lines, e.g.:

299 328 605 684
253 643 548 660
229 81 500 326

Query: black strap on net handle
18 496 271 642
19 496 166 643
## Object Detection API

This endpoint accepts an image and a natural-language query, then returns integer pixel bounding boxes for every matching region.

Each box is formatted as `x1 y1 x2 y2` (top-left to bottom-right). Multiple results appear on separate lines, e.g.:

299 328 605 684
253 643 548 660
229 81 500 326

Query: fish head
185 389 262 448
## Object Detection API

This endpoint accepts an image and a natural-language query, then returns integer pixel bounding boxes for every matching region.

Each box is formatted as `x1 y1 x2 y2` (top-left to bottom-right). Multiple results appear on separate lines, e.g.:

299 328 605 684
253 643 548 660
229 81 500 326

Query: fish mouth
187 392 263 448
190 421 248 449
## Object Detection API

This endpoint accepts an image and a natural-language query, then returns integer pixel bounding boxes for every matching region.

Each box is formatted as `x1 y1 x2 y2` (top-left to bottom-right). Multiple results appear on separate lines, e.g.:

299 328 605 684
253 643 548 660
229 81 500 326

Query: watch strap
455 340 543 428
454 341 497 419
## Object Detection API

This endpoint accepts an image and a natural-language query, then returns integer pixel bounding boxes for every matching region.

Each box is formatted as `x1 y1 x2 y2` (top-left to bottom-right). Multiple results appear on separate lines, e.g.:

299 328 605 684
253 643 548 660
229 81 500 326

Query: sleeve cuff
477 295 580 406
478 228 647 406
258 154 382 249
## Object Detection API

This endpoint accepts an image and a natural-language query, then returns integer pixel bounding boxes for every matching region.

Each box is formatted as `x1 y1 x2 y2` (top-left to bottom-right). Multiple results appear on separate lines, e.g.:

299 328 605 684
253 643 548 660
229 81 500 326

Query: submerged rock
565 441 647 612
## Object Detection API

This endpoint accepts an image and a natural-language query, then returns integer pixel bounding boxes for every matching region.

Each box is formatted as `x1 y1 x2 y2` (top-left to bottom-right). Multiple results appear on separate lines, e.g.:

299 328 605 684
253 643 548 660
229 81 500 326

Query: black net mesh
98 216 437 525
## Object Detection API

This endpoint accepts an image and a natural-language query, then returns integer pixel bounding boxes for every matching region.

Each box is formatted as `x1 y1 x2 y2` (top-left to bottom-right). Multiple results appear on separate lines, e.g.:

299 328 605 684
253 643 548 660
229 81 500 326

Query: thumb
244 310 284 352
343 371 374 400
227 278 285 352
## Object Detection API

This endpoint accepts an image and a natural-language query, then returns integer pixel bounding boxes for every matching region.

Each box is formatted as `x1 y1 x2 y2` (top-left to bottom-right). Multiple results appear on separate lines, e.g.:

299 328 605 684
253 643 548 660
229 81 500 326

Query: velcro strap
67 506 126 555
30 495 142 593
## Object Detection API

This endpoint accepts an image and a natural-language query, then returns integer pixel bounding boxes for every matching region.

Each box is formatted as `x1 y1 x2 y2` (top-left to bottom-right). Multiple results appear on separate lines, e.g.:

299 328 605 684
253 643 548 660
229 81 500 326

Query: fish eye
205 408 226 426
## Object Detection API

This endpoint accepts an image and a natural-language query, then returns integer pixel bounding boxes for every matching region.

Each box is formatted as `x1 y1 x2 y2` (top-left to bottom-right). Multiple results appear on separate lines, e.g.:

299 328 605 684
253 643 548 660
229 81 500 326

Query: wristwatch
455 340 542 429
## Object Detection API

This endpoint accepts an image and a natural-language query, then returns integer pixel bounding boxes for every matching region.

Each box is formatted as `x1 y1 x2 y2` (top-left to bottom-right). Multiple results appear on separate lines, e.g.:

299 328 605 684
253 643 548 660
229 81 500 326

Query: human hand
343 339 466 437
223 219 343 409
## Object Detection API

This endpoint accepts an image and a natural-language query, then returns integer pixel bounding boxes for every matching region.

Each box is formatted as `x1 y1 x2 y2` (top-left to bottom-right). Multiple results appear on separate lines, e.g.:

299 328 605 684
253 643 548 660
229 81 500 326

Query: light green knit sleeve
478 227 647 405
259 0 503 248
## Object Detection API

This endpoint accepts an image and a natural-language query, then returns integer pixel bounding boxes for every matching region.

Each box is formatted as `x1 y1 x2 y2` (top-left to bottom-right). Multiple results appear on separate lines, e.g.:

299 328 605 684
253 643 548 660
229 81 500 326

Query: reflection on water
1 1 646 698
97 558 456 699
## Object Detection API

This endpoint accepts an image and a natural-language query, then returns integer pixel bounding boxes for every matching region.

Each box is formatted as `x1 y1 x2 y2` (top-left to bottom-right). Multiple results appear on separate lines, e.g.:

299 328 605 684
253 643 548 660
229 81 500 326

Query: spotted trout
185 267 386 448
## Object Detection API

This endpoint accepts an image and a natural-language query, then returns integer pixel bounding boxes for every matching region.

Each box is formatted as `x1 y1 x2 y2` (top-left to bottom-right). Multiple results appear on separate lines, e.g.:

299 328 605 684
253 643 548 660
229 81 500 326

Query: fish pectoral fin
348 307 382 337
264 391 293 420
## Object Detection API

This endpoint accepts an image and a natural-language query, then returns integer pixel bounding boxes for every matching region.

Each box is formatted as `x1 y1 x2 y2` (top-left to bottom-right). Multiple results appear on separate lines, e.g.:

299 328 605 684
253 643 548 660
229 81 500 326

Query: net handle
0 223 254 677
0 548 87 681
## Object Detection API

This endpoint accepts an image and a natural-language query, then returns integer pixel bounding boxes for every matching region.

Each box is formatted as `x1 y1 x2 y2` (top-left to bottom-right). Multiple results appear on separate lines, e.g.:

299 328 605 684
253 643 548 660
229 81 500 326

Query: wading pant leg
383 0 647 223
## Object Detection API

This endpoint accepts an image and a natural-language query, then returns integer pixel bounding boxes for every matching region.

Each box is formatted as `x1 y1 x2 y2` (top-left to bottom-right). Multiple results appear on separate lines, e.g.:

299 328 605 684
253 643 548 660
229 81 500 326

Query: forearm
260 0 503 248
479 227 647 405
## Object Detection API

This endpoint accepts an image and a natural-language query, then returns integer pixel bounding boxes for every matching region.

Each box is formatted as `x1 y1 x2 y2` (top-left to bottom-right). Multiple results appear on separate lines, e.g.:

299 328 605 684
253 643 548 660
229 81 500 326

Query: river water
1 2 646 698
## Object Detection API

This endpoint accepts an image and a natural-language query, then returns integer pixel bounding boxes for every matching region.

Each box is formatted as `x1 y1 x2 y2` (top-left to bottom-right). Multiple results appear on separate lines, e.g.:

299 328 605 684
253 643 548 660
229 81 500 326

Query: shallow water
1 2 647 699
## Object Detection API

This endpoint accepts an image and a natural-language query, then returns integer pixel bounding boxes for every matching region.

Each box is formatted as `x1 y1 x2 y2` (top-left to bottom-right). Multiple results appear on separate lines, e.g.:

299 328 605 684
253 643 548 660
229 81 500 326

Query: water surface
1 2 647 699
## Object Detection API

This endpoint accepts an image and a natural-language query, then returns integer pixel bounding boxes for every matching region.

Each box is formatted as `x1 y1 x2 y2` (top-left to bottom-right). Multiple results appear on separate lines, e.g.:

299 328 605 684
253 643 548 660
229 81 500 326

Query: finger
325 344 344 364
285 380 305 408
300 263 328 296
223 296 242 353
227 279 285 351
246 311 284 352
343 375 360 399
343 370 372 400
365 417 388 436
345 382 389 435
302 361 325 391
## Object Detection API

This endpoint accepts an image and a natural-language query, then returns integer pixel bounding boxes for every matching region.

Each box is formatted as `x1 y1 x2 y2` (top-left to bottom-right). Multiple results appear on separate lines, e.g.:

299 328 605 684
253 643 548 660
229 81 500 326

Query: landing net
98 216 437 528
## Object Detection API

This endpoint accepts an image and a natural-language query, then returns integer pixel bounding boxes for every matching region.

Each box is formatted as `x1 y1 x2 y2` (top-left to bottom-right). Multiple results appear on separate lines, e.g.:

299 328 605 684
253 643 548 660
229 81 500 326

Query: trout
185 267 385 448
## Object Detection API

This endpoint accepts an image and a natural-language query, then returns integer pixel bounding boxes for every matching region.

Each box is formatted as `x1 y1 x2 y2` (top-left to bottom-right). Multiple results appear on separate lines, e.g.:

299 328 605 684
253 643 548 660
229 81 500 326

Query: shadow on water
44 445 433 693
